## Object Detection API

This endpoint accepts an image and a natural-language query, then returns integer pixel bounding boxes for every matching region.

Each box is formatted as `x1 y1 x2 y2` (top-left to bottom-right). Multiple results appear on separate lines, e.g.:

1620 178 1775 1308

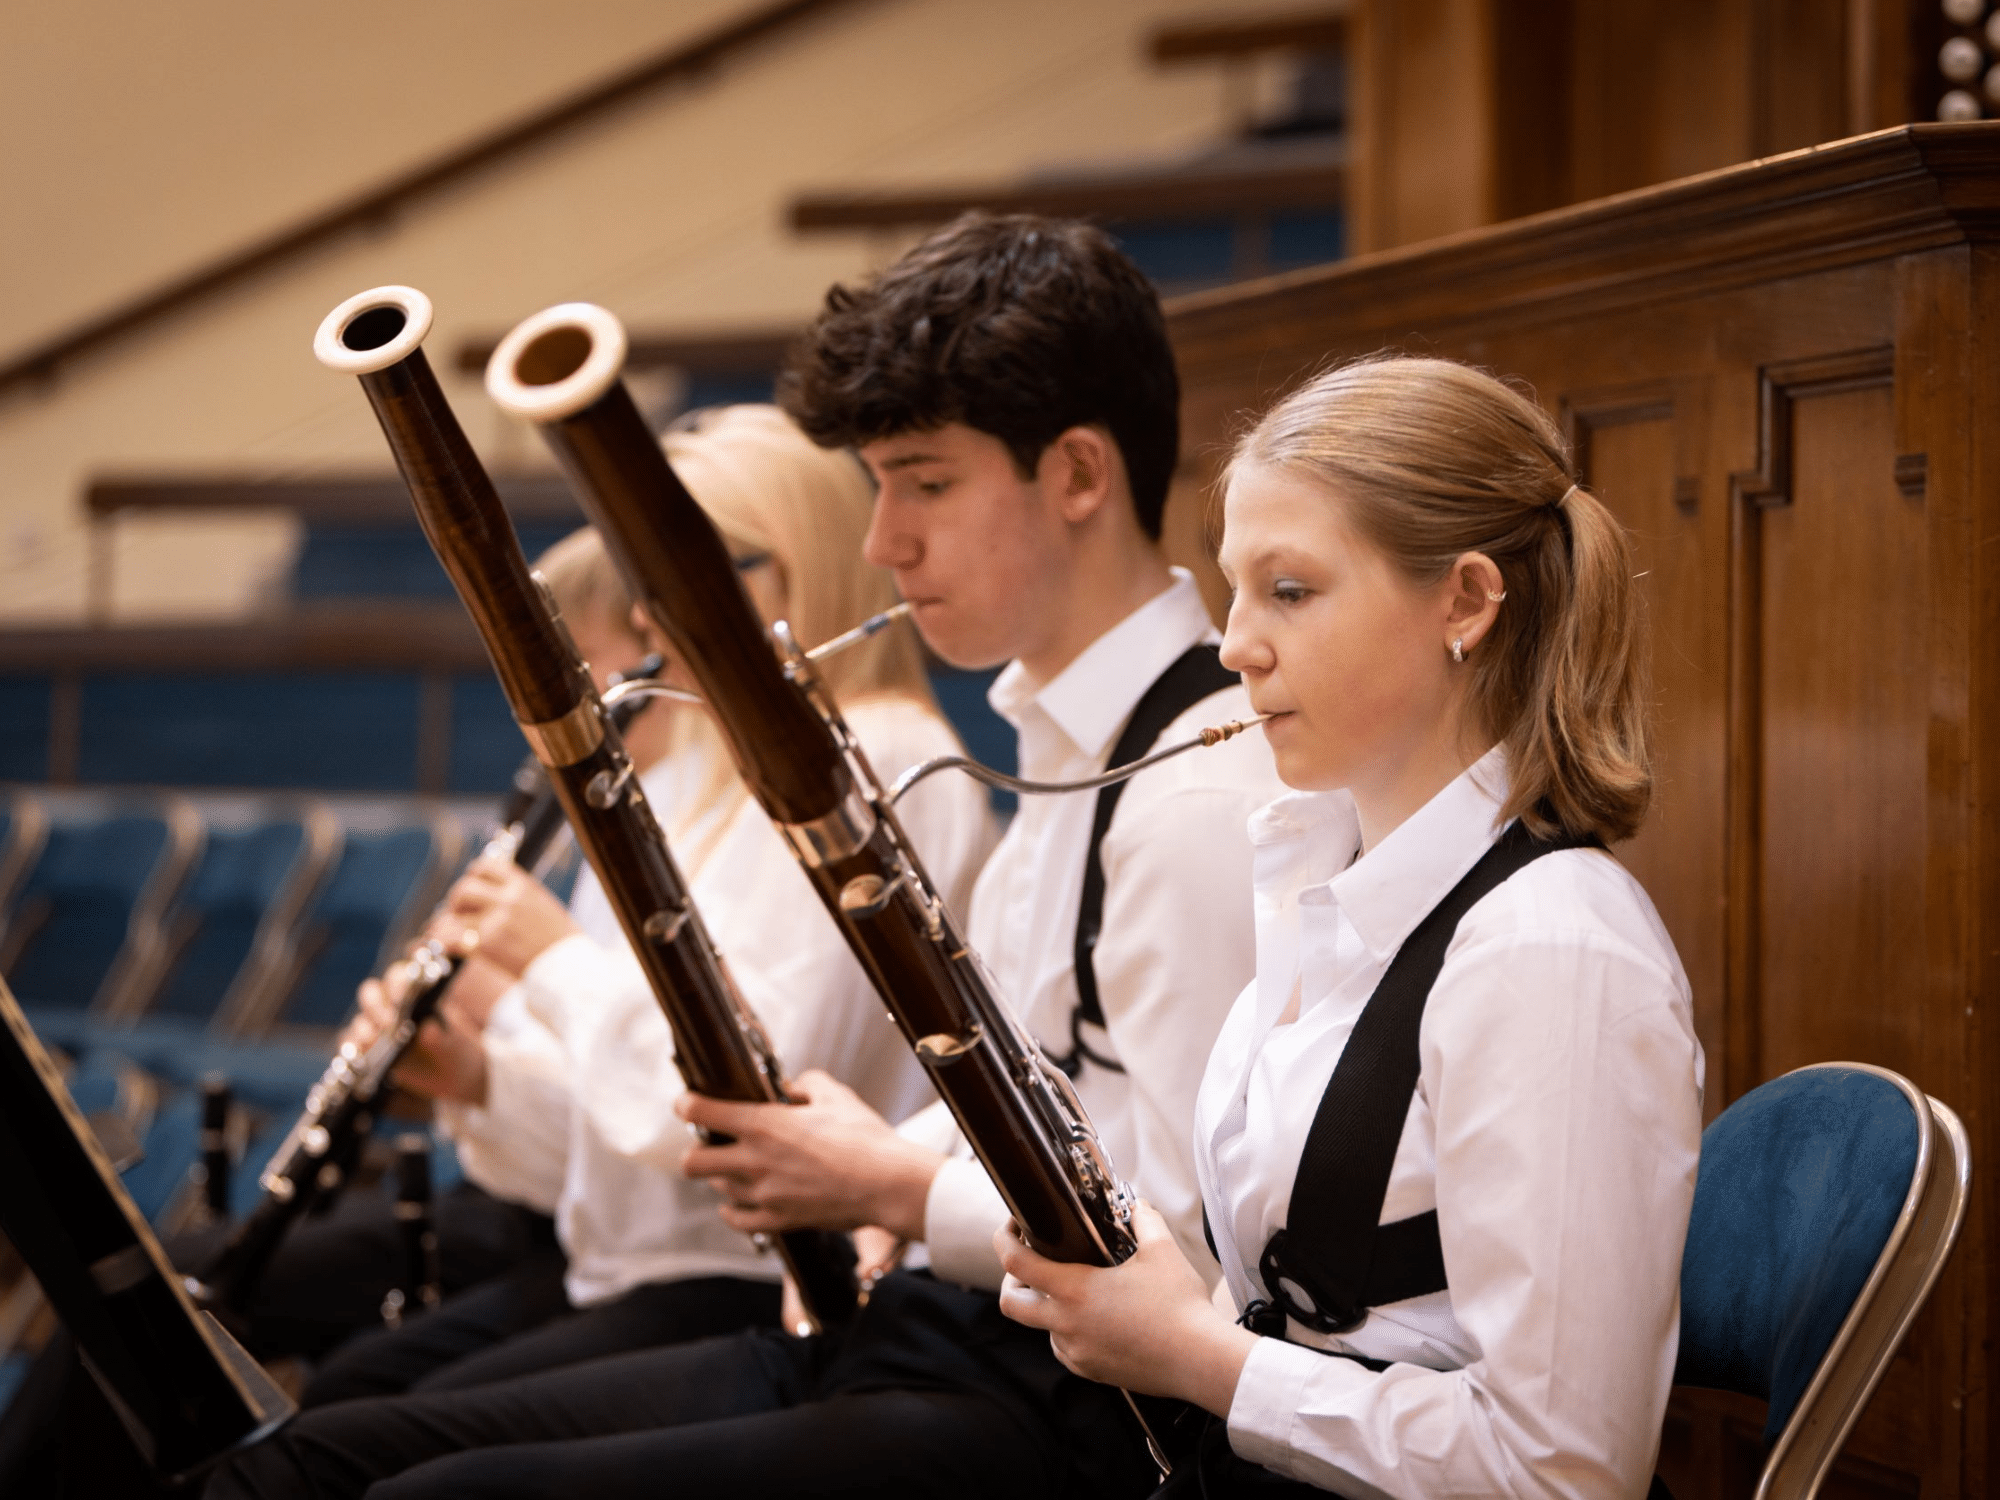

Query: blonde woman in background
300 405 993 1408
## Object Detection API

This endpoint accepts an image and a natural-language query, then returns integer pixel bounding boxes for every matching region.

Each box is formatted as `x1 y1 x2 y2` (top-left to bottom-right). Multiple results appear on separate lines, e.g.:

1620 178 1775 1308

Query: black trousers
302 1261 780 1406
0 1184 551 1499
181 1181 560 1363
205 1270 1160 1500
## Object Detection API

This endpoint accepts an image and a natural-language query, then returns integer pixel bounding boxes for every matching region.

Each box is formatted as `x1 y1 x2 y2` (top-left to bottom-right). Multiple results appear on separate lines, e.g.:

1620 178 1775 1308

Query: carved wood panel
1568 383 1729 1113
1164 138 1999 1495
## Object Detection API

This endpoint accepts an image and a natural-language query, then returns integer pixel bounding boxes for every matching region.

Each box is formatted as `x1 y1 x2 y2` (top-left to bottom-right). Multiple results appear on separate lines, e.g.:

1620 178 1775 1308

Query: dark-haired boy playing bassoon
209 214 1282 1500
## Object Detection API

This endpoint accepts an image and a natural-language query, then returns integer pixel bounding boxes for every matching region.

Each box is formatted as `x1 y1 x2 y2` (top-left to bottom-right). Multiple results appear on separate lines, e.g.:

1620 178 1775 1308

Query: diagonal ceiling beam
0 0 870 401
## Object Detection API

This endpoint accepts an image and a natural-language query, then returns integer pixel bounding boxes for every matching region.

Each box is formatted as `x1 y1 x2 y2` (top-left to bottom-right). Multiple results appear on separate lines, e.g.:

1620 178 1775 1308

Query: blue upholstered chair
153 805 341 1035
271 818 460 1034
3 797 203 1044
1675 1062 1969 1499
57 805 341 1093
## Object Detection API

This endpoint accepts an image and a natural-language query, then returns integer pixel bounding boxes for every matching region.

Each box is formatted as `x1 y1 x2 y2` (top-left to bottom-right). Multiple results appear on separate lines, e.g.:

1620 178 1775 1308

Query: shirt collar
1323 746 1513 960
987 568 1218 760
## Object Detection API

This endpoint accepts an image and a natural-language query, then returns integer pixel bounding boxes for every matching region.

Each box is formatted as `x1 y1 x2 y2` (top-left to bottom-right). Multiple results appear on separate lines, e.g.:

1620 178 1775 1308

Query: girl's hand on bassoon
994 1202 1257 1418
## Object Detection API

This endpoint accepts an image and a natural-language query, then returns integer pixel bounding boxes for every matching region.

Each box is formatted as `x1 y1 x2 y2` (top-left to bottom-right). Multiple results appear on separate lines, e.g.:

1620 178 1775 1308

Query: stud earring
1485 590 1506 602
1451 638 1465 663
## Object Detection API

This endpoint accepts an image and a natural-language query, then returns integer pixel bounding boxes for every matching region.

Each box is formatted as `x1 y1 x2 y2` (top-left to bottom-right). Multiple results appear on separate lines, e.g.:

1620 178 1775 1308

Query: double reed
309 286 857 1332
191 664 652 1315
485 304 1145 1276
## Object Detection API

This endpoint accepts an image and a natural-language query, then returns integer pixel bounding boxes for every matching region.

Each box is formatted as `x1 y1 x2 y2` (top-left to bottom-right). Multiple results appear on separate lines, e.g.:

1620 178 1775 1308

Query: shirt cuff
1226 1335 1373 1477
894 1098 965 1155
921 1155 1010 1291
518 932 605 1033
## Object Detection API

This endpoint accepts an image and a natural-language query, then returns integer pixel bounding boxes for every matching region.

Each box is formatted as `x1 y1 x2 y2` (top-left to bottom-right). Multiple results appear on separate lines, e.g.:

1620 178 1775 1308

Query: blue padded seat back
1676 1067 1920 1442
280 827 436 1029
148 822 308 1021
120 1086 206 1224
5 815 172 1010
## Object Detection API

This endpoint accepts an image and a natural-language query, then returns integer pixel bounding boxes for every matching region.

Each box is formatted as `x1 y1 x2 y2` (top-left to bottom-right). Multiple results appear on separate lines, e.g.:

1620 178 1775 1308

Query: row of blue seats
0 788 490 1411
1 789 471 1086
0 786 502 1221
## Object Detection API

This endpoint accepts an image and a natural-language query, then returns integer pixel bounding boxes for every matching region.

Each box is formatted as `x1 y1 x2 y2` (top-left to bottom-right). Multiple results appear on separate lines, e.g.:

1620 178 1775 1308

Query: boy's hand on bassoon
676 1070 943 1243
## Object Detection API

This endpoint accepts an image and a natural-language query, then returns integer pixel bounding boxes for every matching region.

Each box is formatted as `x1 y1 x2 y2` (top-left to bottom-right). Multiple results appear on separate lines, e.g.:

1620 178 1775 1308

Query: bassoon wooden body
311 286 857 1332
484 302 1142 1276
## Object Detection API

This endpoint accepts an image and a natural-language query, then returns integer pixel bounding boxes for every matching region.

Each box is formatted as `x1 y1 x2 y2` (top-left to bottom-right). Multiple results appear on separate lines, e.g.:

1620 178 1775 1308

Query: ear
1040 426 1118 526
1442 552 1506 656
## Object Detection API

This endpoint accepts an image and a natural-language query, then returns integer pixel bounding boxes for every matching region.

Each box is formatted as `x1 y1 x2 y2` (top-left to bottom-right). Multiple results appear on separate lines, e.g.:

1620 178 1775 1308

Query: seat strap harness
1054 643 1240 1079
1256 818 1600 1335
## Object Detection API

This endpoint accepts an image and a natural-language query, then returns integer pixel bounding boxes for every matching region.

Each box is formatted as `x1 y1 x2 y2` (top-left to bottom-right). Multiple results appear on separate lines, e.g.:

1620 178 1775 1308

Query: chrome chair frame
1739 1061 1970 1500
210 800 344 1037
0 788 50 931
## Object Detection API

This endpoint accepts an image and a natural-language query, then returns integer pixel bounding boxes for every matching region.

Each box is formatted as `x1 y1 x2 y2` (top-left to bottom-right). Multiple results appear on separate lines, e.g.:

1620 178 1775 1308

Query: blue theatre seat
3 800 202 1040
1674 1062 1969 1498
269 820 460 1034
62 808 341 1093
149 809 340 1032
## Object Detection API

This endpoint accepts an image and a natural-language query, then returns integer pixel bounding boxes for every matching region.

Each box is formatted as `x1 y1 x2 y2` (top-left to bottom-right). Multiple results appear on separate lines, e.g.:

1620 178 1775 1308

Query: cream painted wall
0 0 750 360
0 0 1261 625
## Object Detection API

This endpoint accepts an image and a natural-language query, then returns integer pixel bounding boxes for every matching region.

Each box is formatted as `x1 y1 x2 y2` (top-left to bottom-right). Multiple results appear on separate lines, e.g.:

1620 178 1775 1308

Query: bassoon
484 304 1178 1468
188 660 652 1315
309 285 858 1332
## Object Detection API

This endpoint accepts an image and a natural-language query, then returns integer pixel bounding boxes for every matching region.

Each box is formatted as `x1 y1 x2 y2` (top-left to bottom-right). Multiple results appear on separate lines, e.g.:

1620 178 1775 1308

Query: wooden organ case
1163 122 2000 1500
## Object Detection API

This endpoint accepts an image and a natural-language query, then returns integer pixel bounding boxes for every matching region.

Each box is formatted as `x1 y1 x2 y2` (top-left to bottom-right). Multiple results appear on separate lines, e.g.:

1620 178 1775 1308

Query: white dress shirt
443 696 995 1307
911 569 1288 1290
1200 749 1705 1499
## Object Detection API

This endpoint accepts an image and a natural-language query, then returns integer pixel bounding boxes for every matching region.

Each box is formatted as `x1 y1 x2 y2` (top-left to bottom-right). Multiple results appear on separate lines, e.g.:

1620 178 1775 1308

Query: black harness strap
1054 643 1240 1079
1255 817 1601 1335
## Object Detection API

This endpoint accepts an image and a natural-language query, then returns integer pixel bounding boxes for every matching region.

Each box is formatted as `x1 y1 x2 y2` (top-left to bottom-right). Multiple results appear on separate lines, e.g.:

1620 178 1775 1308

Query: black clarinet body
380 1134 442 1328
309 286 857 1332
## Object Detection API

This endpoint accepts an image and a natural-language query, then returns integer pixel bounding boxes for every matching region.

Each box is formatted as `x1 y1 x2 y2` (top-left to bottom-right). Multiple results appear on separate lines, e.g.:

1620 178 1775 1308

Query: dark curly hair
777 213 1181 539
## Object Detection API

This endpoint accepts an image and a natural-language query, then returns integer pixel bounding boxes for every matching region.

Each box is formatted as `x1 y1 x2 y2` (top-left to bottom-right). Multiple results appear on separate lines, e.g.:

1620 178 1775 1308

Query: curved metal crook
888 714 1272 805
601 678 705 710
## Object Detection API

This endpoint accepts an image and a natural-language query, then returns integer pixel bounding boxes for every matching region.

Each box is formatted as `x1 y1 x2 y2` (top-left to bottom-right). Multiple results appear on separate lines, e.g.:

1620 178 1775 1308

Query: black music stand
0 977 292 1482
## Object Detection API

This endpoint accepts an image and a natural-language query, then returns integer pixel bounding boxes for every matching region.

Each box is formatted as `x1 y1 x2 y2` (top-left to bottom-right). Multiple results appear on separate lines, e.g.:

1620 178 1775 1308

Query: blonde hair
657 405 939 859
1229 356 1651 843
534 525 644 650
662 404 931 707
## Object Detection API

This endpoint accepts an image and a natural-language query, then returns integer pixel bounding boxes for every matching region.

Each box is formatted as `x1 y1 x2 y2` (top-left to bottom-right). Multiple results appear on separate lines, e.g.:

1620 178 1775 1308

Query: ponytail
1228 356 1652 843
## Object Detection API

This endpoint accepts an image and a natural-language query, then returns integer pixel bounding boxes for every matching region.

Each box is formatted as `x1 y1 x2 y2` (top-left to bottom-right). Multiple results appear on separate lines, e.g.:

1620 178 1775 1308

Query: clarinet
190 661 655 1316
308 285 860 1333
380 1134 442 1328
